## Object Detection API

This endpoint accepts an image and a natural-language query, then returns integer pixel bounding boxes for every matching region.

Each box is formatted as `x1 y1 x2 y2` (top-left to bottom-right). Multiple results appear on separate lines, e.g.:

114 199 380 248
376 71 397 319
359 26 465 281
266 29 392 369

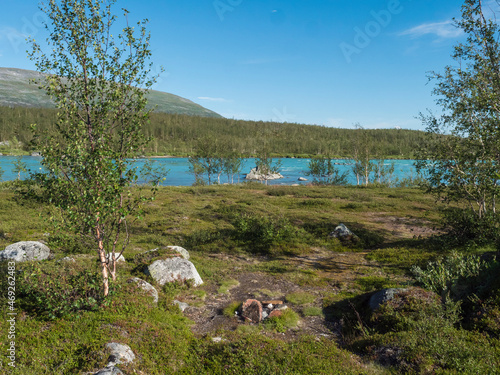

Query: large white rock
144 257 203 286
0 241 51 262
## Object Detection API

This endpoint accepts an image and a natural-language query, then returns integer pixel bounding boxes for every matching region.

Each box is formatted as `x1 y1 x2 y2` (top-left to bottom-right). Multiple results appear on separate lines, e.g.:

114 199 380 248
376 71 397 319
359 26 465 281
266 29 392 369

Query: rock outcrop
0 241 51 262
245 166 283 181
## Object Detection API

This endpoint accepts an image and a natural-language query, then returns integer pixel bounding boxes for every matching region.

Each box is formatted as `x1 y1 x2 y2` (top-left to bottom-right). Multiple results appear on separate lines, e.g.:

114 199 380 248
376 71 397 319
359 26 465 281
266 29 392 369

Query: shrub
443 207 500 246
232 213 298 252
17 263 112 320
411 252 488 300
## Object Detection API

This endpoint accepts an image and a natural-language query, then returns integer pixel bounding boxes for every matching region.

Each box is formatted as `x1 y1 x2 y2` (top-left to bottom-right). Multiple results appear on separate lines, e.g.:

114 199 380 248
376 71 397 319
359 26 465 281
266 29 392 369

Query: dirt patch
182 248 392 341
365 213 443 240
183 270 341 341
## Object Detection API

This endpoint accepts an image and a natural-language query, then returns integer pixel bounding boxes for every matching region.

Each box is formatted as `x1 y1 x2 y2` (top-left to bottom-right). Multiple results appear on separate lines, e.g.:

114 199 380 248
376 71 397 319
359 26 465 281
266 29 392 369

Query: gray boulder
105 342 135 365
144 257 203 286
329 223 359 243
245 166 283 181
369 288 408 311
0 241 51 262
127 277 158 303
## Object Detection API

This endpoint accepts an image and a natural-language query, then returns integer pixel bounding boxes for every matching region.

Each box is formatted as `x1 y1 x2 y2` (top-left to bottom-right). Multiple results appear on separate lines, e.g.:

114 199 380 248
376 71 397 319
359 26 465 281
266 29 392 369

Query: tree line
0 106 429 158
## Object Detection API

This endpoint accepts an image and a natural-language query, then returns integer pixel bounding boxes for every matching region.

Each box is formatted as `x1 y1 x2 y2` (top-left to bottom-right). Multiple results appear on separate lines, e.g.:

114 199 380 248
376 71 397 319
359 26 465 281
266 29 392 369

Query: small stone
298 177 308 181
268 310 283 319
262 300 283 306
105 342 135 366
369 288 408 311
274 304 288 311
57 257 76 263
262 310 269 320
173 300 189 312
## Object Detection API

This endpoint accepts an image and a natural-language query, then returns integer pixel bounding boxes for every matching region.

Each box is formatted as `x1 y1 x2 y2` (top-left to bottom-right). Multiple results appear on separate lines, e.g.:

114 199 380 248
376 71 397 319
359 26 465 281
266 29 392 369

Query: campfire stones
239 299 287 323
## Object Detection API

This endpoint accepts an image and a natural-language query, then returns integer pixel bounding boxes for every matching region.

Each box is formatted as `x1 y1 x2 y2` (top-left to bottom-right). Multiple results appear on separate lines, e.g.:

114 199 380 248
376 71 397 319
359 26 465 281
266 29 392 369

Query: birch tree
27 0 161 296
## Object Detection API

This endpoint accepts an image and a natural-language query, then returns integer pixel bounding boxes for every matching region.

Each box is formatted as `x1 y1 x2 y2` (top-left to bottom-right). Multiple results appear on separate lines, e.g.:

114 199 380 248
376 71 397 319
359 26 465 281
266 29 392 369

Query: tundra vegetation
0 0 499 373
0 183 499 374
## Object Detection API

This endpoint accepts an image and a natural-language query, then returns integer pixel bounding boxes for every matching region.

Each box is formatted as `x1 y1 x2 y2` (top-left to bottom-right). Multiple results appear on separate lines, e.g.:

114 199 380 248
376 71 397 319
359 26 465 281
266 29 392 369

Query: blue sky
0 0 489 130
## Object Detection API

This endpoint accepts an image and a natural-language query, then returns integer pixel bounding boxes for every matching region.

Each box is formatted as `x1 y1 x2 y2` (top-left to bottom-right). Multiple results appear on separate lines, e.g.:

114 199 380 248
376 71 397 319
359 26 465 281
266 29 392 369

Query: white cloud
399 21 463 39
198 97 230 103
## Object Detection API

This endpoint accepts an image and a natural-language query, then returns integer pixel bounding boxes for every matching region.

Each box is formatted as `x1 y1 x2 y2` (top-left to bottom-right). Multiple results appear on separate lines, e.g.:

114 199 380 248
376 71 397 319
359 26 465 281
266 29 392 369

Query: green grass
264 308 301 333
1 184 499 374
218 279 240 294
285 291 316 305
302 306 324 317
223 301 242 317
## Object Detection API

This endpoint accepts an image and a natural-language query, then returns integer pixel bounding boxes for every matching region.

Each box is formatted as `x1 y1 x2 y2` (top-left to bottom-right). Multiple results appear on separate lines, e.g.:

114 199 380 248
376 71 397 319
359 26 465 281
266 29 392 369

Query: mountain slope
0 67 222 118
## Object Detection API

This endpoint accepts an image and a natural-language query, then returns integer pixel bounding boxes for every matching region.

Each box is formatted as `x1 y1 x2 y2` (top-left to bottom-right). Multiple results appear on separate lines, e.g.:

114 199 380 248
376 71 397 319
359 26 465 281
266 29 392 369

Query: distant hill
0 67 222 118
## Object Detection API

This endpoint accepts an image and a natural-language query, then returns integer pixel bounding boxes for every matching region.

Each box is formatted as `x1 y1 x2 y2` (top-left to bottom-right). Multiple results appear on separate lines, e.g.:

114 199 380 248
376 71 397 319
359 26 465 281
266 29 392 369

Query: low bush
231 213 298 252
411 251 492 300
17 263 112 320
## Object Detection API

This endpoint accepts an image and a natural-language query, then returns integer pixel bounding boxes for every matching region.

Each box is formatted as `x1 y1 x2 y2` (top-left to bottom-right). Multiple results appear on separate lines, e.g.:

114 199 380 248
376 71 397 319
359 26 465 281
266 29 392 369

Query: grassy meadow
0 183 499 374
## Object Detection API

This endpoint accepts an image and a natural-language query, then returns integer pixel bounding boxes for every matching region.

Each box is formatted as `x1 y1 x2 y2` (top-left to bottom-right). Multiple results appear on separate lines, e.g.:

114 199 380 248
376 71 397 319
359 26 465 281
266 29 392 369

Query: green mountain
0 67 222 118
